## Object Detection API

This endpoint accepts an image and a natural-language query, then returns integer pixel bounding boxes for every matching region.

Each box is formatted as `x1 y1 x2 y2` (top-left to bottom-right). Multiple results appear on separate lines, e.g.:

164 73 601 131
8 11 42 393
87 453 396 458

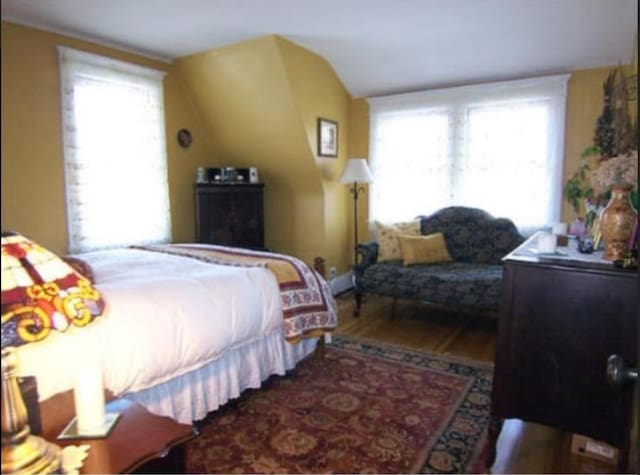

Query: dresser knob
607 354 638 386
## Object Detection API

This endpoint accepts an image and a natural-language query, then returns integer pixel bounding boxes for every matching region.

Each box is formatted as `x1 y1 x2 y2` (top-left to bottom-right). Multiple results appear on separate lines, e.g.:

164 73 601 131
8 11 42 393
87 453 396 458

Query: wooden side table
40 390 197 474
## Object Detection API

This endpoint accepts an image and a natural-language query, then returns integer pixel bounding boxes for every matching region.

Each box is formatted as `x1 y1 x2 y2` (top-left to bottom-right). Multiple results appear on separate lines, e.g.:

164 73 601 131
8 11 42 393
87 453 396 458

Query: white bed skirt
123 332 318 424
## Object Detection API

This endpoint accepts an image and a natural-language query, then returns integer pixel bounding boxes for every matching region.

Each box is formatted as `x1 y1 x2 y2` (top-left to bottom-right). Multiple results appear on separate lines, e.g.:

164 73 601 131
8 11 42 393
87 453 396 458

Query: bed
14 243 338 424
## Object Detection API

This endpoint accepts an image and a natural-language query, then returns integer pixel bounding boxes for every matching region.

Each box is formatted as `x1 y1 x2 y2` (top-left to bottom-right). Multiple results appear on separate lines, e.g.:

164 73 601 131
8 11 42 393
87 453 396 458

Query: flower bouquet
565 147 638 218
590 149 638 196
565 148 638 255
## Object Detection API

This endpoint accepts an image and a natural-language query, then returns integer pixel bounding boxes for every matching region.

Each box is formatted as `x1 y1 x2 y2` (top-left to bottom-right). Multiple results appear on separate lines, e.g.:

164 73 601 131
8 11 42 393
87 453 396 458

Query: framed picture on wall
317 118 338 157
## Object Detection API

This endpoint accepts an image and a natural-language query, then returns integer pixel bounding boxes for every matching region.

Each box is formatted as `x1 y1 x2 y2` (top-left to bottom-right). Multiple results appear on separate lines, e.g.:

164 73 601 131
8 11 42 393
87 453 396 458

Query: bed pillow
397 232 453 266
375 220 421 262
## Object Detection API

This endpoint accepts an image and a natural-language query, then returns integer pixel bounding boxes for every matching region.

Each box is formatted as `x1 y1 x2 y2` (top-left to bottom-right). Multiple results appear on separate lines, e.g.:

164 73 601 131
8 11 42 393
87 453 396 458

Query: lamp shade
1 232 105 348
339 158 374 184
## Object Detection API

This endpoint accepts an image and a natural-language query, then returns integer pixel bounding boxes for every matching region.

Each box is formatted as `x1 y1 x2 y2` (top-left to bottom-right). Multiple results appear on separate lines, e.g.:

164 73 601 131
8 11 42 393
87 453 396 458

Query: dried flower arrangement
590 150 638 195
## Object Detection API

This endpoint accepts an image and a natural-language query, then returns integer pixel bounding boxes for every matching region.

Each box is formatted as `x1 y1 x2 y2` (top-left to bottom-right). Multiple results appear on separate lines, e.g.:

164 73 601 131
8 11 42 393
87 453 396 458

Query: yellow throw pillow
375 220 421 262
397 232 453 266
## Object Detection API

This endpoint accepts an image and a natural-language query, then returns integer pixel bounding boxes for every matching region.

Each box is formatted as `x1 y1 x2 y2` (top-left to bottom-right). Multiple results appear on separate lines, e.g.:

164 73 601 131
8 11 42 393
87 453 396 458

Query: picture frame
317 118 338 157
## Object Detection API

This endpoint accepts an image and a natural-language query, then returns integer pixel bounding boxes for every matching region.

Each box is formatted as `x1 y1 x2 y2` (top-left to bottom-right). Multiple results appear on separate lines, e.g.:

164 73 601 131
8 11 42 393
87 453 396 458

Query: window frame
57 46 171 253
367 74 570 233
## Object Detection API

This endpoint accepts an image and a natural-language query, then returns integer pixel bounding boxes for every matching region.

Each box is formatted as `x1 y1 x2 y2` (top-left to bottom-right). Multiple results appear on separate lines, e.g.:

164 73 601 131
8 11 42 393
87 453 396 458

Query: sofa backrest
419 206 524 264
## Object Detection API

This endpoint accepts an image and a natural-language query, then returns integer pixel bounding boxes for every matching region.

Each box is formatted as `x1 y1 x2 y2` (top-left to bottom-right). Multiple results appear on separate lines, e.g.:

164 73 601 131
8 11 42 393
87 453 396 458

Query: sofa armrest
355 242 378 268
353 242 378 295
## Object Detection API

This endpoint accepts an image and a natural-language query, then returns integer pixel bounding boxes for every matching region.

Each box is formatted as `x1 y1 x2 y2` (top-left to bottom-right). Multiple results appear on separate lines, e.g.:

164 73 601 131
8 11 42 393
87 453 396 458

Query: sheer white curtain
368 75 569 234
369 108 452 222
58 47 171 253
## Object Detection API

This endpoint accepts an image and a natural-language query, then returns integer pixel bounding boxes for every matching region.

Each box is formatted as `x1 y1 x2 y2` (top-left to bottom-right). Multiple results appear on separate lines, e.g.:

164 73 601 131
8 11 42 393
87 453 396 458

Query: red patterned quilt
135 244 337 342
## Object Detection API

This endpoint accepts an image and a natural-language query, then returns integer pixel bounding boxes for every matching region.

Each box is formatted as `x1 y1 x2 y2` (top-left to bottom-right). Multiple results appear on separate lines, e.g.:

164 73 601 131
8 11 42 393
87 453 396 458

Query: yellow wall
1 21 212 254
276 37 351 272
175 35 352 270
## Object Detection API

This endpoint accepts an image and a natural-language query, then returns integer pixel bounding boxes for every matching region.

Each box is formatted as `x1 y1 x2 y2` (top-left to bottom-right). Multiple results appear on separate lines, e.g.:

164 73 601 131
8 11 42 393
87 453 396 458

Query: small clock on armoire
195 183 264 250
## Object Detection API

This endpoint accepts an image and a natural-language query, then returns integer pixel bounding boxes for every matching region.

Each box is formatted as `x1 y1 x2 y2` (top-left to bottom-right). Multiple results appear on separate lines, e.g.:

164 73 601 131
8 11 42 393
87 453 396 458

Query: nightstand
40 390 197 474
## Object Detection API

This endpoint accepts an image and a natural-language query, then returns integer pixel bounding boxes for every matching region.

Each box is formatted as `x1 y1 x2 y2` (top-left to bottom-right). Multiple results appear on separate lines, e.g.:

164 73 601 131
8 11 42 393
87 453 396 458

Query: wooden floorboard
333 292 637 474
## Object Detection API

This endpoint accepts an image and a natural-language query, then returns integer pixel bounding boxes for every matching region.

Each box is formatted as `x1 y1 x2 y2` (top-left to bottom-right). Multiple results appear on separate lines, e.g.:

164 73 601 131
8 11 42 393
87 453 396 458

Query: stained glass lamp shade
1 232 105 473
1 232 105 347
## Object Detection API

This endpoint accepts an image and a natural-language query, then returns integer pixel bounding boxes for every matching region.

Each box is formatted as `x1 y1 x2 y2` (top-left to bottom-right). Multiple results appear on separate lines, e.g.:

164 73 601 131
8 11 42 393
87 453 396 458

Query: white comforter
16 248 286 401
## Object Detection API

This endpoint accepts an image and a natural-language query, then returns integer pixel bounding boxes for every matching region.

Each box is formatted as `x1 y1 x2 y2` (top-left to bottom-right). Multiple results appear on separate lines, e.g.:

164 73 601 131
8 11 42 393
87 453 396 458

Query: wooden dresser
195 183 264 249
488 233 638 470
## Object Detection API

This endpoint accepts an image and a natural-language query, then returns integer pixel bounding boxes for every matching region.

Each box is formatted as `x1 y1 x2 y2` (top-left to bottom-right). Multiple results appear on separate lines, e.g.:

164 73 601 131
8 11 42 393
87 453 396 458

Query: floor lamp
340 158 374 266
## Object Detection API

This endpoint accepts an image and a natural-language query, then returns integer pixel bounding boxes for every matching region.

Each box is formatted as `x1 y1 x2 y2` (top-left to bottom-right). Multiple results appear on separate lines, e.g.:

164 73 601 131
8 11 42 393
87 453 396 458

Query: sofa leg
354 292 362 317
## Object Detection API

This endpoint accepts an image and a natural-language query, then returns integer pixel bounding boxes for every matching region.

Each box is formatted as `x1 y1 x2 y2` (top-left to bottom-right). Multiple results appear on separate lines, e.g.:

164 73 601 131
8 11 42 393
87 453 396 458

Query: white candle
73 368 105 434
552 222 568 235
538 232 557 254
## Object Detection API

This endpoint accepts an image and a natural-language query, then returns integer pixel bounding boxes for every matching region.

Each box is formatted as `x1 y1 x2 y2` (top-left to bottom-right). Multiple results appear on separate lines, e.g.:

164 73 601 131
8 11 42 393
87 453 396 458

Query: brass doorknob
607 354 638 386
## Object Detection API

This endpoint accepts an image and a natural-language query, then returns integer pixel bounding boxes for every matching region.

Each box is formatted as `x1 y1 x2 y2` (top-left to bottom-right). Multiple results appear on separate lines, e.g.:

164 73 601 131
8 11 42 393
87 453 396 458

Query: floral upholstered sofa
353 206 524 316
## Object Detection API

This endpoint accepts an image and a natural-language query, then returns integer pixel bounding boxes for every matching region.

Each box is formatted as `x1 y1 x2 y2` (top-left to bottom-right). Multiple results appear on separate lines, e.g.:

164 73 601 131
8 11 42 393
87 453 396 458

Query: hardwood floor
333 292 637 474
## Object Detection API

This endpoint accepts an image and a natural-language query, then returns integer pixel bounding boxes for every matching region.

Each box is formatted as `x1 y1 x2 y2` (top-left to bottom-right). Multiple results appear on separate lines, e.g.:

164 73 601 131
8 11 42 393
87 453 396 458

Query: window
368 75 569 235
58 47 171 253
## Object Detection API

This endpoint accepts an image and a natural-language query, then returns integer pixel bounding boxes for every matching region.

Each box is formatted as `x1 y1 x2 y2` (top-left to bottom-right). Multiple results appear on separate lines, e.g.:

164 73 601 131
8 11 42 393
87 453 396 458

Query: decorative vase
599 186 637 260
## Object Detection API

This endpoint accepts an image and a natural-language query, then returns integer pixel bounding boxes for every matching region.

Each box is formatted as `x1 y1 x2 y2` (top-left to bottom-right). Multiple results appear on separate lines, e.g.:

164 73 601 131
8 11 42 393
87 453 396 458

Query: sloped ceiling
1 0 637 97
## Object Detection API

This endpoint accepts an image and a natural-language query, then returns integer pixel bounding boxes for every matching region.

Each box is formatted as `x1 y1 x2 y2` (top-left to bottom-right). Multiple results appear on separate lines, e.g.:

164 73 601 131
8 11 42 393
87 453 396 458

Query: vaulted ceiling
1 0 637 97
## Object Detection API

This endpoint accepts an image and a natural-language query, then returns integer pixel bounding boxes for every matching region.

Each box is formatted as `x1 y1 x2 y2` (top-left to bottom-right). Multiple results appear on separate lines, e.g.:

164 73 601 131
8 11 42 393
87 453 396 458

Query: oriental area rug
184 335 493 474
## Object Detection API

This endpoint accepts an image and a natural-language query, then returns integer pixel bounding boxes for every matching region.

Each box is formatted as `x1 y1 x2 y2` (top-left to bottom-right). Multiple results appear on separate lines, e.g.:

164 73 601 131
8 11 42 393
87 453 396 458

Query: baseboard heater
329 271 353 296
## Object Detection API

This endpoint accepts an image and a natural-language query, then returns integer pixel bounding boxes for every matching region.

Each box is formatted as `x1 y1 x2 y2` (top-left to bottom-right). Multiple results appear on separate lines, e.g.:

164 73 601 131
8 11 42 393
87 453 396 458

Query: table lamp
340 158 374 266
1 231 105 474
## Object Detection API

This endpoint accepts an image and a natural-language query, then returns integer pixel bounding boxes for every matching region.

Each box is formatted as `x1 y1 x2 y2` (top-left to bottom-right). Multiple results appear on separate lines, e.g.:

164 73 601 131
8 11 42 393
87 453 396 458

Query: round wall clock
177 129 193 148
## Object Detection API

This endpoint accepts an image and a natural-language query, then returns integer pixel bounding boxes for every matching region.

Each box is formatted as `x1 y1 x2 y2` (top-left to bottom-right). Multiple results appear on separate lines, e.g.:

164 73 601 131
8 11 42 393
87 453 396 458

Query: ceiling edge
1 15 173 64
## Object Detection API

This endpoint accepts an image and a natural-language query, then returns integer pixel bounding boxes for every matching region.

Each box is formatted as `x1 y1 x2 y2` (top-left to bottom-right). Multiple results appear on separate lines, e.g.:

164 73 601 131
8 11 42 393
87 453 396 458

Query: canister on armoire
249 167 259 183
196 167 207 184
